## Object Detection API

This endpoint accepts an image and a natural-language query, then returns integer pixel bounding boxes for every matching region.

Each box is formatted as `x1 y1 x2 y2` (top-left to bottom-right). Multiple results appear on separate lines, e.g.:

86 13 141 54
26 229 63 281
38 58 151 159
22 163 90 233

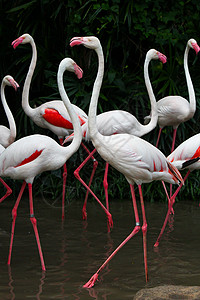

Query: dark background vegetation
0 0 200 205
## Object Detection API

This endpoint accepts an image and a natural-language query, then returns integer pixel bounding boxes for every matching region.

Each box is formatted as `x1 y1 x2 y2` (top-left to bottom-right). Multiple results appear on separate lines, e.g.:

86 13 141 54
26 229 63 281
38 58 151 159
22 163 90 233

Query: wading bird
12 33 90 219
65 44 167 227
70 36 184 288
0 58 83 271
0 75 19 203
145 38 200 153
155 133 200 247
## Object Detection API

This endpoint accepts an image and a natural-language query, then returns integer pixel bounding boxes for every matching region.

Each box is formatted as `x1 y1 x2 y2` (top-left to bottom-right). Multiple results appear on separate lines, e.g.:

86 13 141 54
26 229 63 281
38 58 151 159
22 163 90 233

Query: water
0 195 200 299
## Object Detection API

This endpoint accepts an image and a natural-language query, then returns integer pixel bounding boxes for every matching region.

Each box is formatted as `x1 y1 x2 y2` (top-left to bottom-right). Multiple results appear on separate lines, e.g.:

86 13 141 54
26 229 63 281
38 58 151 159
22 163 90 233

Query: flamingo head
3 75 19 91
157 51 167 64
11 33 33 49
70 36 101 50
147 49 167 64
58 58 83 80
188 39 200 54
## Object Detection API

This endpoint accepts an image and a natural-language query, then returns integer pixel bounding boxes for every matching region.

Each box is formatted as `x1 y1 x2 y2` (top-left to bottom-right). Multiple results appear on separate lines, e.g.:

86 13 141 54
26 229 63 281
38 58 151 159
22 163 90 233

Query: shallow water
0 195 200 299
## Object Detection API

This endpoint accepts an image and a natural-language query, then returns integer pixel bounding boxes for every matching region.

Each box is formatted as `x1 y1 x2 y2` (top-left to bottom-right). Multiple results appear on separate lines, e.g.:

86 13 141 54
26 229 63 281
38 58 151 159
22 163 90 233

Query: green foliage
0 0 200 204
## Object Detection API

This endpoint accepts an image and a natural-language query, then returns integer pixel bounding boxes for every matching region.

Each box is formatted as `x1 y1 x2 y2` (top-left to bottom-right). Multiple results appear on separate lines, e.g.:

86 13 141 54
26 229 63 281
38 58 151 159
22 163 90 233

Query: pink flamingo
65 45 167 224
155 133 200 247
145 38 200 153
0 75 19 202
11 33 95 219
69 36 184 287
0 58 83 271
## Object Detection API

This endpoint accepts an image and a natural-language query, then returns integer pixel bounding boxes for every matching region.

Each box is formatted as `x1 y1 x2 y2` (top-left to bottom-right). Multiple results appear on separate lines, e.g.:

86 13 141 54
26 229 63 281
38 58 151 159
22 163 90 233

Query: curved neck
1 81 16 143
22 39 36 116
184 44 196 116
57 69 82 155
143 56 158 131
88 46 104 141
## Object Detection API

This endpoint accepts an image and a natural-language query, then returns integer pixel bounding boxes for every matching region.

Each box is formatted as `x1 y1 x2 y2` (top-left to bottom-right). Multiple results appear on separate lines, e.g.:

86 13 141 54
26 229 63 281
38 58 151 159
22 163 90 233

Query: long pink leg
130 185 139 217
154 196 176 248
154 170 190 247
0 177 12 203
83 184 140 288
103 162 109 212
59 138 67 220
157 128 173 212
103 163 111 232
169 128 178 199
156 128 162 148
171 128 177 153
80 144 98 220
62 163 67 220
162 181 174 214
82 162 98 220
74 149 113 229
28 183 46 271
8 181 26 266
170 183 173 200
138 185 149 282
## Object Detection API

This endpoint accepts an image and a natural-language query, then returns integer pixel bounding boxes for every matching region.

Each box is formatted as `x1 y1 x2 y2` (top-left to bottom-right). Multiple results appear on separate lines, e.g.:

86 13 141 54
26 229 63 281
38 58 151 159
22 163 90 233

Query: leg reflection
8 266 15 300
36 271 46 300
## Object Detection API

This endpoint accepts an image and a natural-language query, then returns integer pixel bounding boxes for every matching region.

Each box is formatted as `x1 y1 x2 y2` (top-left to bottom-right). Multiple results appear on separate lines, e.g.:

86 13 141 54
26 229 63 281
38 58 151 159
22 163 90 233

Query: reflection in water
36 271 46 300
8 266 46 300
85 286 112 299
0 198 199 299
8 266 15 300
59 222 70 298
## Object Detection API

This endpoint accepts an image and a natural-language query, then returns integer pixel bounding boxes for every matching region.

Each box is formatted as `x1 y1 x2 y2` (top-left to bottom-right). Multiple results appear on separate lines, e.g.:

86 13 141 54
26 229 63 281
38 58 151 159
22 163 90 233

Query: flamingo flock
0 33 200 288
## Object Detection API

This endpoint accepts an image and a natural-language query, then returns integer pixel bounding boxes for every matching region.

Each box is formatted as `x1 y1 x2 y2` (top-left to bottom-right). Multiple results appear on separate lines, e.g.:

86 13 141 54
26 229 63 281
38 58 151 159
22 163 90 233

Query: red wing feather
43 108 85 129
15 150 43 168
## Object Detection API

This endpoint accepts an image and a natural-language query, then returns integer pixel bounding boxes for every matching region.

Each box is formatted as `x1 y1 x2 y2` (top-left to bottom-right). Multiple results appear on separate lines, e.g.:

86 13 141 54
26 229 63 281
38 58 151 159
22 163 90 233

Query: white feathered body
92 133 182 186
0 134 70 183
67 110 153 142
156 96 194 128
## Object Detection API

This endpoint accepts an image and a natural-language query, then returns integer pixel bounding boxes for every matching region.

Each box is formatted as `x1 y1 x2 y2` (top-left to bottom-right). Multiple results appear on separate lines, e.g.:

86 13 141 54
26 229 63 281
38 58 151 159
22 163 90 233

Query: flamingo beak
74 64 83 79
70 37 84 47
158 52 167 64
8 78 20 91
11 37 24 49
191 42 200 55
